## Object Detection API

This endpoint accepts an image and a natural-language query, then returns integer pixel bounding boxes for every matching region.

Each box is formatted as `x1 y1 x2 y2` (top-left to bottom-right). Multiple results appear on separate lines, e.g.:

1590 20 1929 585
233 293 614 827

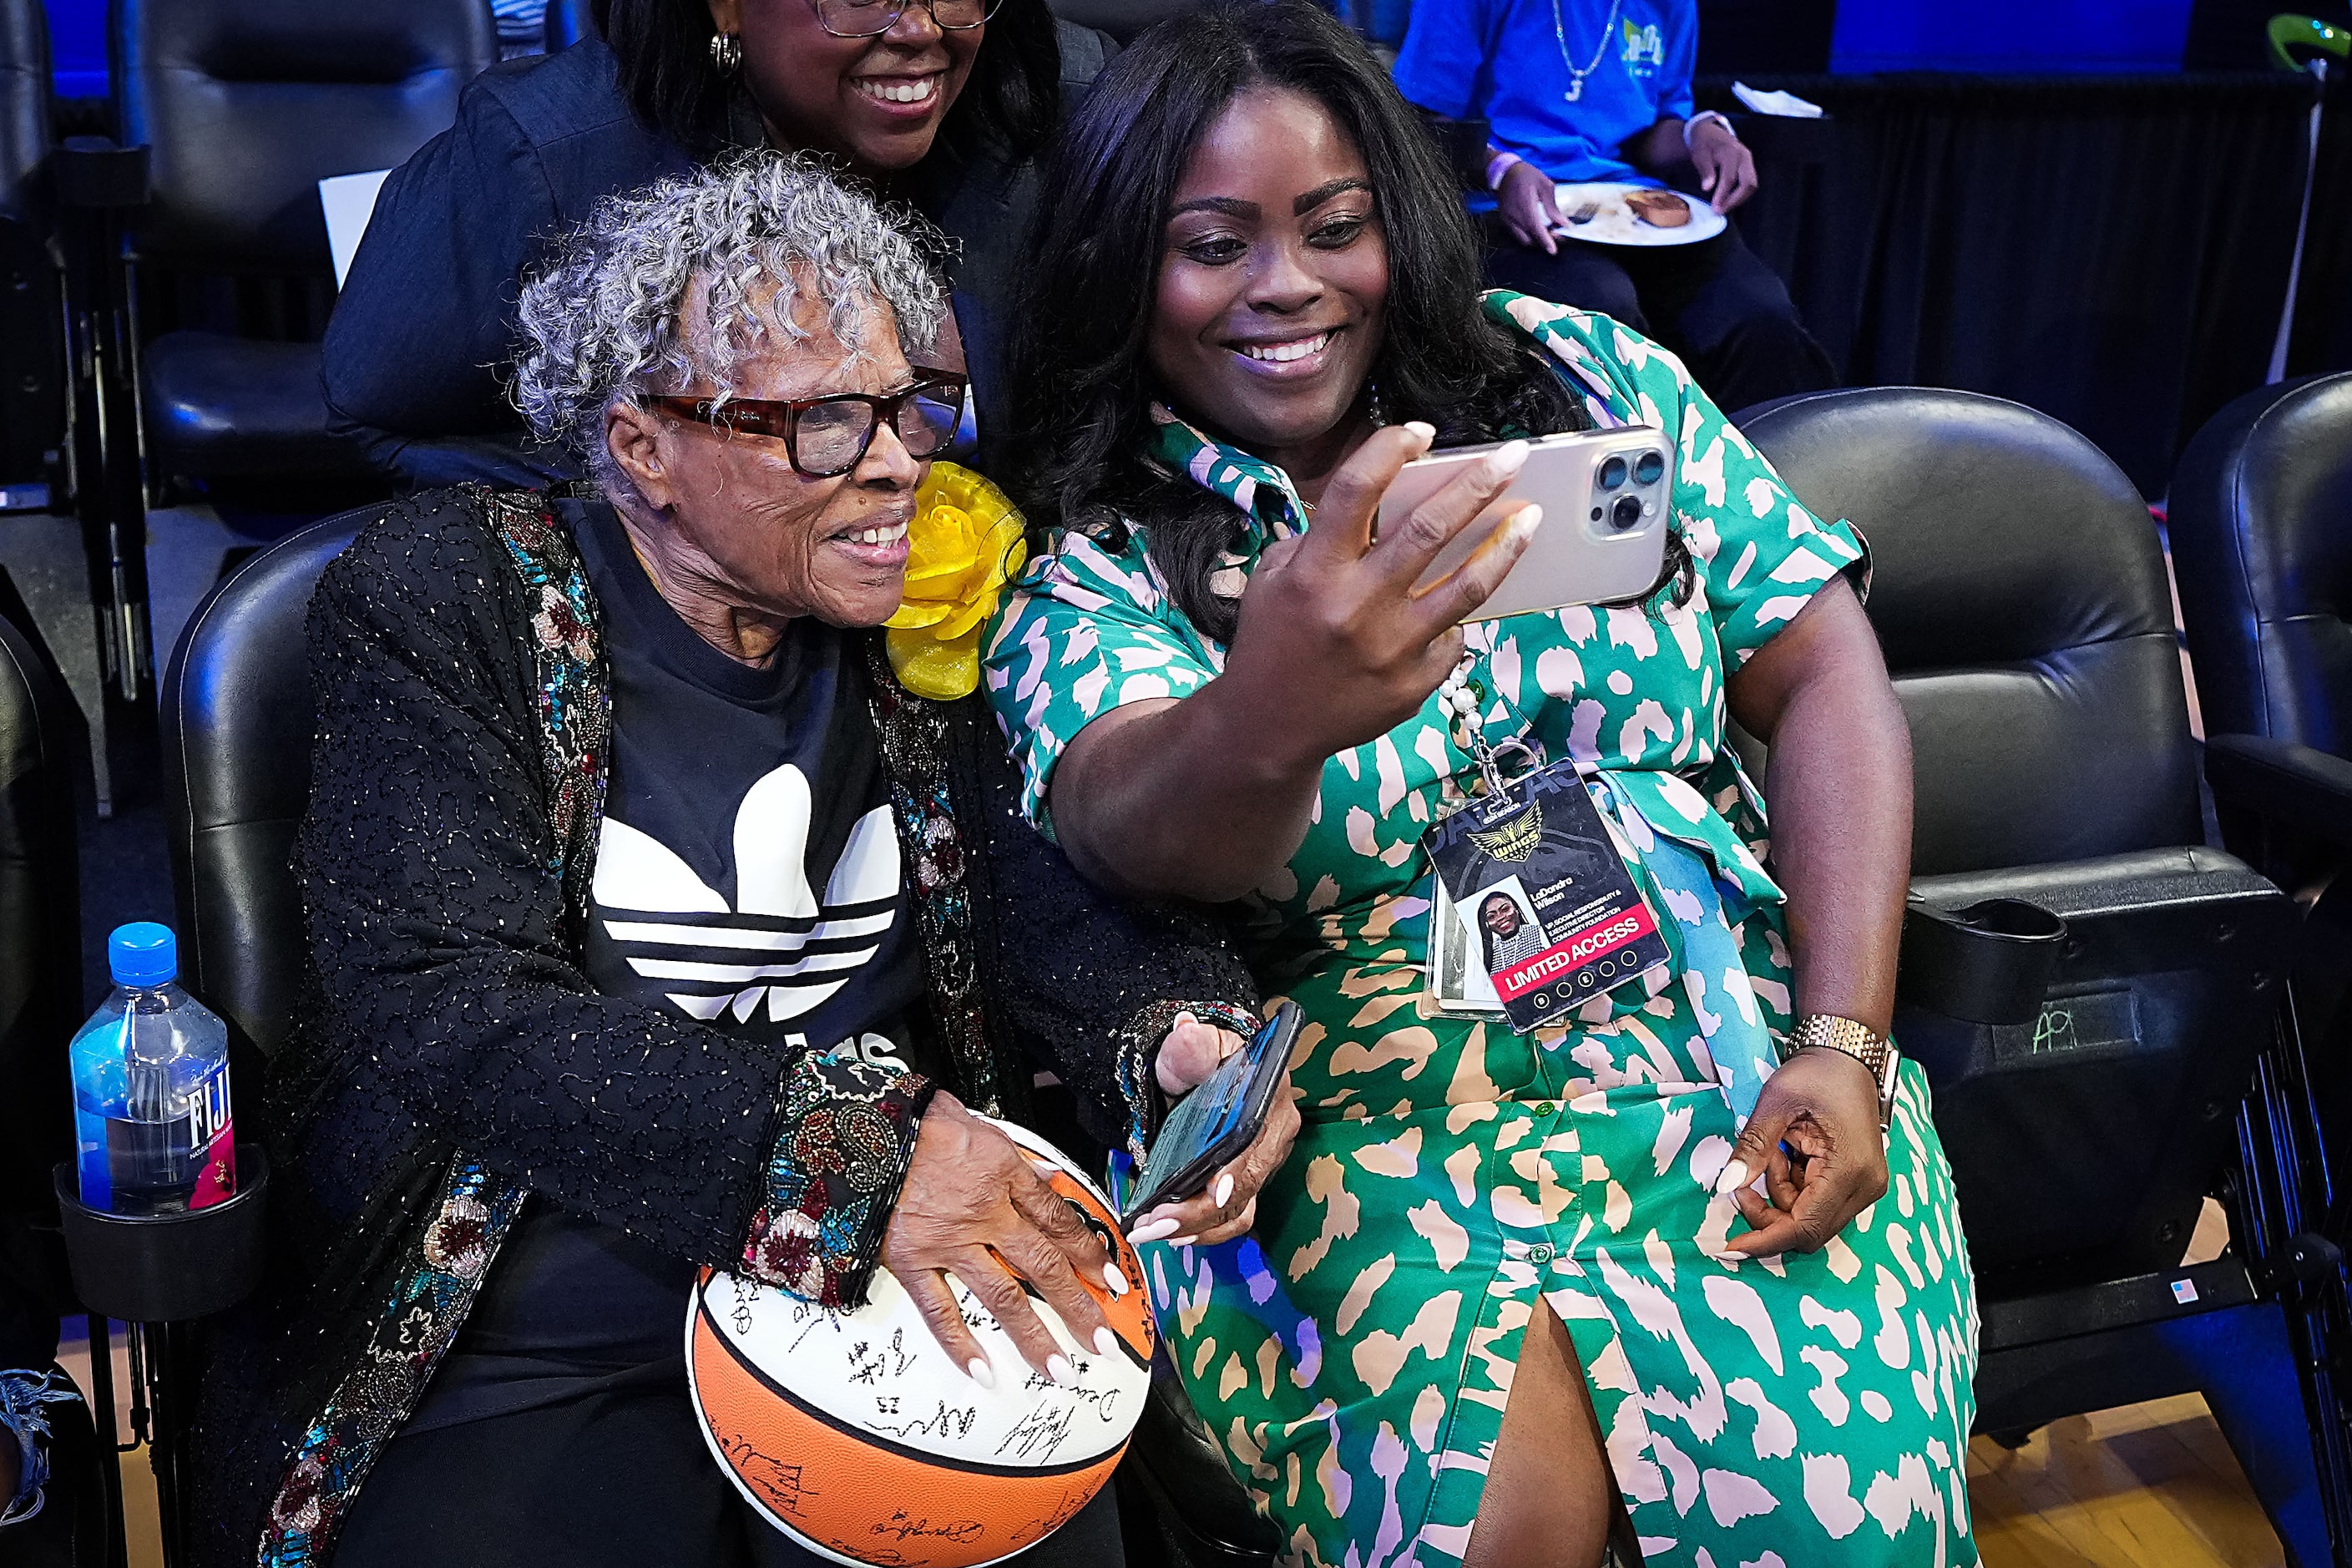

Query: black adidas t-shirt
569 497 932 1074
403 500 936 1440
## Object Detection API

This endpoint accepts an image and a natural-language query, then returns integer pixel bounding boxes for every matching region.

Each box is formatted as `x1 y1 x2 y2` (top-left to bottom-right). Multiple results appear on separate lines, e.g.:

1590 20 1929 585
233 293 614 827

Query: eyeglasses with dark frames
650 372 967 479
807 0 1002 40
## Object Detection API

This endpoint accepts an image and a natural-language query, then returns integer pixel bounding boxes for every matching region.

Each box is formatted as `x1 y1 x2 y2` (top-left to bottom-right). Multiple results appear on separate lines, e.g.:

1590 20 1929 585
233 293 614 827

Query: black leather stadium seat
0 0 43 223
160 512 362 1059
115 0 494 482
0 581 84 1256
0 0 61 488
0 586 109 1568
2171 372 2352 815
2171 372 2352 1186
1747 387 2344 1560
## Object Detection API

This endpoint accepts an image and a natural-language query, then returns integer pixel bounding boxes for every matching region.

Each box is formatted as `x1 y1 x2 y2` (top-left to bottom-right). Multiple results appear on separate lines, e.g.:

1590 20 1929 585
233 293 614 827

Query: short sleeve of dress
1666 371 1869 670
983 529 1221 834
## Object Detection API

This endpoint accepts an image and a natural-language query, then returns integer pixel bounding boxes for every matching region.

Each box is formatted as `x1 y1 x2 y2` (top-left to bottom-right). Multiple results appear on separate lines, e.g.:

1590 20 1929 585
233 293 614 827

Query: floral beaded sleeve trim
741 1055 938 1307
261 1158 529 1566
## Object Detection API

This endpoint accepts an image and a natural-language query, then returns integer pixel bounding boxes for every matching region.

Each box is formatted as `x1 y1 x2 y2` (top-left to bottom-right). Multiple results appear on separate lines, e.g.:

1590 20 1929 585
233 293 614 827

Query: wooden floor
1970 1396 2285 1568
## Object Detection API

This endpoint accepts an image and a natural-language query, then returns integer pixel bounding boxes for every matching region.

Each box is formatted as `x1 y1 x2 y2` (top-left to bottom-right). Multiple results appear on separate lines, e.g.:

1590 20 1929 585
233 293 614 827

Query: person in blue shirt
1393 0 1834 411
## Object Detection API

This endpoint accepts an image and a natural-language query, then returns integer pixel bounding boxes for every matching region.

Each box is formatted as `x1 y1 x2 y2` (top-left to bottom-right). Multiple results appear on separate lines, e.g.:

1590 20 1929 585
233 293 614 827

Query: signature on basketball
1007 1485 1094 1547
867 1510 986 1545
866 1399 979 1442
847 1328 918 1386
722 1437 818 1517
995 1398 1080 1462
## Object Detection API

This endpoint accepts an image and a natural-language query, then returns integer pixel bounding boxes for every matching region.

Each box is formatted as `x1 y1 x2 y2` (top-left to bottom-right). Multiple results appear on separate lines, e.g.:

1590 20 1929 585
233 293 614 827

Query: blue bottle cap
109 923 178 987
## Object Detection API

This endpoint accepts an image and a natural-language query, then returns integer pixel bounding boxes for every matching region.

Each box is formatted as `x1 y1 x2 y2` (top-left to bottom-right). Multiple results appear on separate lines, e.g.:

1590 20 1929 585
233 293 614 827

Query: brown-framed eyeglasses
808 0 1002 39
650 372 966 479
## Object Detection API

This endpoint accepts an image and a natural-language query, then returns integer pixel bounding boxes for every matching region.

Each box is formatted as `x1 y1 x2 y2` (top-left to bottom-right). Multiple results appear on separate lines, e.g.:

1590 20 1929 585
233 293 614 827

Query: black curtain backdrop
1695 71 2349 497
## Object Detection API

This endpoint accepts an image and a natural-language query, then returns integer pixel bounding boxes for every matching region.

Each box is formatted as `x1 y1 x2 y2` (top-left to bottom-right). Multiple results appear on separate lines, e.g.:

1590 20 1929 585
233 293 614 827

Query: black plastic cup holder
53 1146 270 1322
1898 896 2068 1025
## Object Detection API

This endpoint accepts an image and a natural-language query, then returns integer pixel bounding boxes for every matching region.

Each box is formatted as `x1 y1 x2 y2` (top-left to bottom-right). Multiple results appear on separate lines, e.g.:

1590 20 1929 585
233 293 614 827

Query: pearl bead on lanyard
1436 651 1540 800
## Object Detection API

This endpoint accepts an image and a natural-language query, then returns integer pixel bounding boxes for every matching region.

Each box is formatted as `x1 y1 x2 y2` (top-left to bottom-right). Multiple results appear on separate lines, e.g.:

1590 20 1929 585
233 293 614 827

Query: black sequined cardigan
187 488 1255 1568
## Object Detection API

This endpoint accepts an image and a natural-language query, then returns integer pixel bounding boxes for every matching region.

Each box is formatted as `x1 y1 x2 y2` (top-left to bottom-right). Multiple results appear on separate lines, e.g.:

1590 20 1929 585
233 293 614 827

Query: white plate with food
1549 181 1727 247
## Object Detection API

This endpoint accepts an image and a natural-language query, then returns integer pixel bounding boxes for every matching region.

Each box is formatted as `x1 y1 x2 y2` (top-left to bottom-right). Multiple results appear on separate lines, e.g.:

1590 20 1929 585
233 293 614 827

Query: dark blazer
320 31 1112 491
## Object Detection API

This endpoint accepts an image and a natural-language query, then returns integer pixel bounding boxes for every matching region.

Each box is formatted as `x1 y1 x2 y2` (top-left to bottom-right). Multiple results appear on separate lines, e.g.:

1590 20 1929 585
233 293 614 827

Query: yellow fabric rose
883 463 1029 701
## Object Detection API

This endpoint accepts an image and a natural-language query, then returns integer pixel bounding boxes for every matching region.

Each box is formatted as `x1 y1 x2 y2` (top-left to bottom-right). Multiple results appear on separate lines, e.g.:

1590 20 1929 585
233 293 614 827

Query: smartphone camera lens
1634 450 1665 486
1597 456 1628 490
1611 494 1644 531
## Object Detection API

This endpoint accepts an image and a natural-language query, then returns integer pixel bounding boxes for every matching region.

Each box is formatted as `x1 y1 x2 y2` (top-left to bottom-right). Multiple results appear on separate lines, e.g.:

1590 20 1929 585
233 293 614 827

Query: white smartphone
1384 427 1675 621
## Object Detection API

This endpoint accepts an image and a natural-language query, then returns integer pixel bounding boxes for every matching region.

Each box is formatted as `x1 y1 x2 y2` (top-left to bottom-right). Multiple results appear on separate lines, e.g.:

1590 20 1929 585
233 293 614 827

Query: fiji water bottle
69 923 235 1216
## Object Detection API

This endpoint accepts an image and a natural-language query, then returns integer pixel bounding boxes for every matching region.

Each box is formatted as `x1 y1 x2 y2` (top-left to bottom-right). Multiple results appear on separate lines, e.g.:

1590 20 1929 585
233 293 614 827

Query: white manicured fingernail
1510 504 1543 538
1103 1262 1130 1296
1170 1235 1198 1249
1212 1173 1235 1208
1047 1354 1077 1387
1492 439 1530 474
1404 421 1435 443
1713 1157 1753 1196
967 1357 996 1390
1094 1326 1120 1358
1127 1216 1181 1245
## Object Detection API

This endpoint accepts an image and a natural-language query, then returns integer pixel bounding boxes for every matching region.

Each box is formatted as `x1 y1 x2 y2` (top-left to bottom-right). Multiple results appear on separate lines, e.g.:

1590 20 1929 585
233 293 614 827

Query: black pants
1484 220 1837 416
333 1354 1126 1568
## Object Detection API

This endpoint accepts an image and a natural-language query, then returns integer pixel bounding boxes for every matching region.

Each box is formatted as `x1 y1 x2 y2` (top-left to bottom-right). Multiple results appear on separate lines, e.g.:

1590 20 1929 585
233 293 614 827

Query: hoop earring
710 31 743 74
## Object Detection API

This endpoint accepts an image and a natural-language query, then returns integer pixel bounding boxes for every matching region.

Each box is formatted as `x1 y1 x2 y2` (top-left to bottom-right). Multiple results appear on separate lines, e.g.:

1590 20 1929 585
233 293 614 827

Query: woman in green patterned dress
984 5 1980 1565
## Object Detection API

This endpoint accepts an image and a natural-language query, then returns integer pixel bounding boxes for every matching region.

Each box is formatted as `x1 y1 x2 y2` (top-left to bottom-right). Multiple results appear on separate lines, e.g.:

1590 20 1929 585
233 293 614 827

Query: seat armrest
55 136 149 210
2205 733 2352 852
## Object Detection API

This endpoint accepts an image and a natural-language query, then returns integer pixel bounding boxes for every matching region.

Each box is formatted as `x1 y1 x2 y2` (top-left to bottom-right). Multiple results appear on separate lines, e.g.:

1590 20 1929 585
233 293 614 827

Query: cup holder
1899 896 2067 1025
53 1146 270 1323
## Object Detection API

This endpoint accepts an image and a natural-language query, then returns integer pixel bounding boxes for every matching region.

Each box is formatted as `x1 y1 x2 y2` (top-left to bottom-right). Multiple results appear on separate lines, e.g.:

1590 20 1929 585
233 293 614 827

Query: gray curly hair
511 152 949 495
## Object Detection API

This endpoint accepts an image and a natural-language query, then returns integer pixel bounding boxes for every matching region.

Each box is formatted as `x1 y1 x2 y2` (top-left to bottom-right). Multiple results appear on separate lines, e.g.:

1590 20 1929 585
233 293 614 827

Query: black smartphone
1120 1001 1302 1225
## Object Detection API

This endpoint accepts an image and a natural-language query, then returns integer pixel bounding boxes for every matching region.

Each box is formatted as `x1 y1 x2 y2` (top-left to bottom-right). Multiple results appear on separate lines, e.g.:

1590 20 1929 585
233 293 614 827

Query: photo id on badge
1424 760 1671 1034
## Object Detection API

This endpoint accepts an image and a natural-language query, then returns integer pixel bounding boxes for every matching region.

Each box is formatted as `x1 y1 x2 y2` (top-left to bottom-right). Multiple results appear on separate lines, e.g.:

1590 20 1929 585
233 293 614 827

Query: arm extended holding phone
1048 421 1667 905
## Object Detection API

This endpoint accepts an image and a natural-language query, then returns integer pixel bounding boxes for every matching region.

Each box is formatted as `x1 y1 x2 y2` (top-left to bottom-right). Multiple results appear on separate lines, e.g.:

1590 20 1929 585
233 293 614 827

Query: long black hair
603 0 1065 163
1001 0 1596 642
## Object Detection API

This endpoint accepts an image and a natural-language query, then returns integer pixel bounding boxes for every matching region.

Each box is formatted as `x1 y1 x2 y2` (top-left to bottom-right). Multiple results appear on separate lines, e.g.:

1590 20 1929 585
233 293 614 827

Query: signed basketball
686 1117 1154 1567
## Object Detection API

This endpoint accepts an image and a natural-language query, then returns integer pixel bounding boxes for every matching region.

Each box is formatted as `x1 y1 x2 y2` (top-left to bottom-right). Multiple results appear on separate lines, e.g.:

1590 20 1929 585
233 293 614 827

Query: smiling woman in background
322 0 1111 489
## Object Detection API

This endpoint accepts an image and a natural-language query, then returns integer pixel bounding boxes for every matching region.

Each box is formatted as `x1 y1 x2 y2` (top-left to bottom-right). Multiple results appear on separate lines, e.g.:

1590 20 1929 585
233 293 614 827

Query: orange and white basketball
685 1117 1153 1567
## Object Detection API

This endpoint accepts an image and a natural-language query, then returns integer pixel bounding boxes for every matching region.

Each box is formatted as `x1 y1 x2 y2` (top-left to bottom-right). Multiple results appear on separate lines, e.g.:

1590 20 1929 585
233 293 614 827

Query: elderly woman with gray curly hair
184 154 1269 1568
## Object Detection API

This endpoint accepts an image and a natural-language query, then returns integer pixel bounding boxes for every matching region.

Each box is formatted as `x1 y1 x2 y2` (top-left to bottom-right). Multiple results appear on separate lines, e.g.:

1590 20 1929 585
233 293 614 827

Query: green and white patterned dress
984 294 1980 1568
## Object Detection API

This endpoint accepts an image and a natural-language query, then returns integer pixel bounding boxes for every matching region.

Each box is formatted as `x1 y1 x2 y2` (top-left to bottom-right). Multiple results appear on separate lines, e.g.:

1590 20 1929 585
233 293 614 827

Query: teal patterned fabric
984 295 1978 1567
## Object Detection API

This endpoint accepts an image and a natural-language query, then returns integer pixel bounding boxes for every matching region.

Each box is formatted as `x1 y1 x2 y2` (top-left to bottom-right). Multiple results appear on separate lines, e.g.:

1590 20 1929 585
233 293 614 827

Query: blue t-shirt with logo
1393 0 1697 186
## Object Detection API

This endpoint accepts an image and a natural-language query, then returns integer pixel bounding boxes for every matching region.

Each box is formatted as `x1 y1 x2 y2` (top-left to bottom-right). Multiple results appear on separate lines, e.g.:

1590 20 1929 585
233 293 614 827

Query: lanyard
1435 649 1549 803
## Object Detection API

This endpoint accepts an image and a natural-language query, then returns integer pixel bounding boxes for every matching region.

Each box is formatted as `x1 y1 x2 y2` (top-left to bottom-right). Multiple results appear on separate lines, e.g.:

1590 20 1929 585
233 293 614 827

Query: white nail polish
1170 1235 1197 1249
1047 1354 1077 1387
1127 1216 1181 1245
967 1357 996 1390
1212 1173 1235 1208
1095 1326 1120 1358
1103 1262 1130 1296
1713 1157 1753 1196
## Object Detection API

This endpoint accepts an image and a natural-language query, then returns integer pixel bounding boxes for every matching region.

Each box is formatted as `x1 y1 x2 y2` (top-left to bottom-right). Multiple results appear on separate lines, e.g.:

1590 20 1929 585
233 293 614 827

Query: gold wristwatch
1783 1014 1899 1129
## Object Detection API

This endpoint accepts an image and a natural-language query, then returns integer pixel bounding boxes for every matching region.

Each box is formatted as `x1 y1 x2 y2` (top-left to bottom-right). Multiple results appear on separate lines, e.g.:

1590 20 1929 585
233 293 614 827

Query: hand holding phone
1124 1002 1306 1237
1383 427 1675 621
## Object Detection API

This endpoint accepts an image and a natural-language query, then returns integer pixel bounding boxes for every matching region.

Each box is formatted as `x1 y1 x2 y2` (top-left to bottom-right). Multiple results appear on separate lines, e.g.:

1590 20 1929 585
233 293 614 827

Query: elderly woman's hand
1715 1046 1889 1257
1125 1013 1303 1250
884 1093 1125 1387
